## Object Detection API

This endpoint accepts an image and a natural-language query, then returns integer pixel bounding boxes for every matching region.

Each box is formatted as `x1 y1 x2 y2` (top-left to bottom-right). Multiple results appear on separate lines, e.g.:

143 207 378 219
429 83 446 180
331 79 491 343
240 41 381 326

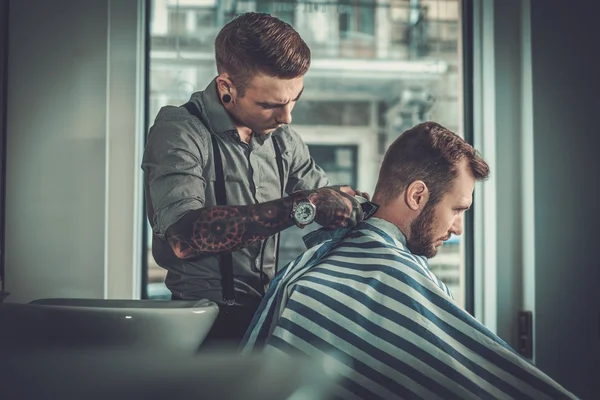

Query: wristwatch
291 197 317 228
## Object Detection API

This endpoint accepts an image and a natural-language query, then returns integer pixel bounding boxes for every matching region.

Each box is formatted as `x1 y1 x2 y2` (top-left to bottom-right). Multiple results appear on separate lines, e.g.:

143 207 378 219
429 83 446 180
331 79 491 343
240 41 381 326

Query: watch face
295 202 315 224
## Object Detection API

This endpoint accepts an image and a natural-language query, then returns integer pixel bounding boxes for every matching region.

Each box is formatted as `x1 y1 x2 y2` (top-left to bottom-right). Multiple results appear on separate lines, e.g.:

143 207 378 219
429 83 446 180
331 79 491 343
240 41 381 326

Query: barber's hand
338 185 371 201
306 186 364 229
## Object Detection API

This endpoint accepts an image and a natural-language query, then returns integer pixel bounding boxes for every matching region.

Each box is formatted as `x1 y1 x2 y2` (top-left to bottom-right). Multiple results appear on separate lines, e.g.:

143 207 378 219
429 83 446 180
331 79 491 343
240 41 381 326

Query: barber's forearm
166 186 360 259
166 196 297 259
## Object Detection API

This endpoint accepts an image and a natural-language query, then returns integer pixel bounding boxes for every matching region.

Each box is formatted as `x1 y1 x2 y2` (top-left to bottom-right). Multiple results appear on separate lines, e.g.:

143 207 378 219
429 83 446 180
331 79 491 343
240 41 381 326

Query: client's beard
406 204 438 259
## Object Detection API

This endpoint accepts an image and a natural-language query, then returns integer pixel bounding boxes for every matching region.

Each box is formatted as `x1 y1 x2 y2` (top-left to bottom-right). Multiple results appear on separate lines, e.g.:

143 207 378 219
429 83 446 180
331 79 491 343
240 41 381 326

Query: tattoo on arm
167 197 296 259
166 186 361 260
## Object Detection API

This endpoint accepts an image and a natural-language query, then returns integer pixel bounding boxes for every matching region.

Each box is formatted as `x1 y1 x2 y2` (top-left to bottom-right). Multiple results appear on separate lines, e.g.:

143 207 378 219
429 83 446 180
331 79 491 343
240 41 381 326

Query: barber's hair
375 122 490 206
214 12 311 95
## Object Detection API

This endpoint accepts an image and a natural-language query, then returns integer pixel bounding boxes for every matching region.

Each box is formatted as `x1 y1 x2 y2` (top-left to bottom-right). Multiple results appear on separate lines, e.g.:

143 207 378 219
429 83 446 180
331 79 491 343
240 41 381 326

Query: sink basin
0 298 219 354
30 298 203 308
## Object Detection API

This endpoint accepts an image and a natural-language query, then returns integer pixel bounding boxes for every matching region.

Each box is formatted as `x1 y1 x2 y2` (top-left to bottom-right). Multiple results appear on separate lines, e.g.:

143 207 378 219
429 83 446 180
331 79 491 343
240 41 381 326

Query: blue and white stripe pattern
241 218 577 400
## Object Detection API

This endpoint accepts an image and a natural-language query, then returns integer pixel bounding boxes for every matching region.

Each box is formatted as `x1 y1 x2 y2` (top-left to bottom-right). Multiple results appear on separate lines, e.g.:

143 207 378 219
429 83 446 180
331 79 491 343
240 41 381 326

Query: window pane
292 100 371 126
257 0 296 24
280 144 359 266
146 0 466 307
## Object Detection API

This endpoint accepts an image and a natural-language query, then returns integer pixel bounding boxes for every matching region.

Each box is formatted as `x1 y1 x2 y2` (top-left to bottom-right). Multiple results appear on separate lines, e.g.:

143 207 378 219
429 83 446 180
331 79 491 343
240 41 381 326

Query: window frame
461 0 475 315
140 0 478 309
141 0 152 299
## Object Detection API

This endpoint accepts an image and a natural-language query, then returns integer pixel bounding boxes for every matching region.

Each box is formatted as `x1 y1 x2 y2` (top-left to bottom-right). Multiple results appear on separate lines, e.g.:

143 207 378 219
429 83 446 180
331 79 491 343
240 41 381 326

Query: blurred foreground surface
0 347 340 400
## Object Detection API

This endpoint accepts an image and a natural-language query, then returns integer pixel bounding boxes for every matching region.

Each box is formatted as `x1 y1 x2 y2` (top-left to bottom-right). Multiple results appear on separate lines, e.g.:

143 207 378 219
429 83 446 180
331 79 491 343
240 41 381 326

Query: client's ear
405 180 429 211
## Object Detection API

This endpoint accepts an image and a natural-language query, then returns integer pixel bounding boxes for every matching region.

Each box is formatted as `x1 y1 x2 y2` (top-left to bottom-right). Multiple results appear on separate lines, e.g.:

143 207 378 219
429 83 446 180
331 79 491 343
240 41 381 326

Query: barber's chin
256 128 276 136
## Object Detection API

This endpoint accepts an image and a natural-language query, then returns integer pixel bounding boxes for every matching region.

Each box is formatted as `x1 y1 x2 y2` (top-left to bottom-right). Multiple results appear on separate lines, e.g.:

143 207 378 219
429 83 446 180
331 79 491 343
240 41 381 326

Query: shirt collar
301 203 408 250
364 217 408 247
192 78 237 135
192 78 282 143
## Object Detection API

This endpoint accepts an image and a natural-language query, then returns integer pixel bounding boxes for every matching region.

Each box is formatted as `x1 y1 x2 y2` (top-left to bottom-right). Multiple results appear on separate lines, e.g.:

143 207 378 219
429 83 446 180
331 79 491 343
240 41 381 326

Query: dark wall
0 0 7 291
531 1 600 398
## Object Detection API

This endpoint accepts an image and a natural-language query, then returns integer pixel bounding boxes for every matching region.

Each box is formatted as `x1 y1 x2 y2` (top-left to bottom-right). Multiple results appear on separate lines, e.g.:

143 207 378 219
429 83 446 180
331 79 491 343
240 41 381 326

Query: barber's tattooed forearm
167 198 296 259
167 186 361 259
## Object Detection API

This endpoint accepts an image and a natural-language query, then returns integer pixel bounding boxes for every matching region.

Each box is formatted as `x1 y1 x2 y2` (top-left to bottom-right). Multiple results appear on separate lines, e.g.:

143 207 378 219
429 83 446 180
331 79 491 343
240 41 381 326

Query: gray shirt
142 79 329 304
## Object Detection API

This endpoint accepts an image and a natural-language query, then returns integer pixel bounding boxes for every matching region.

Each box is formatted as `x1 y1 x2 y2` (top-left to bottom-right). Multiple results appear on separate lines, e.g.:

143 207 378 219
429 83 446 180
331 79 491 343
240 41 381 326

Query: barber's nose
277 104 293 125
451 214 464 236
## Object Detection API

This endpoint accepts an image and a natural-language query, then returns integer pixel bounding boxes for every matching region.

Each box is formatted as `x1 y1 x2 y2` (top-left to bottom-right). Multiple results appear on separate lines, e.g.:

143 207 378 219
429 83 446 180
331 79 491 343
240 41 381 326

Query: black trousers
172 294 258 350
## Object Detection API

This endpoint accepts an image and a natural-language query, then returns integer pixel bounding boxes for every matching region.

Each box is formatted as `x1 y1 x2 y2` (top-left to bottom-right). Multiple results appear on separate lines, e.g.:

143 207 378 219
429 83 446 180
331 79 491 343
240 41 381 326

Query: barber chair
0 298 219 354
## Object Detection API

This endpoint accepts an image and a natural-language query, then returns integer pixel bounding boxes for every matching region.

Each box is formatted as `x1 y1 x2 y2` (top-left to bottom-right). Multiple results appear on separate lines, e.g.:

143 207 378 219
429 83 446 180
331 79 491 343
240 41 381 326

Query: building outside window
256 0 296 24
339 1 376 38
145 0 467 308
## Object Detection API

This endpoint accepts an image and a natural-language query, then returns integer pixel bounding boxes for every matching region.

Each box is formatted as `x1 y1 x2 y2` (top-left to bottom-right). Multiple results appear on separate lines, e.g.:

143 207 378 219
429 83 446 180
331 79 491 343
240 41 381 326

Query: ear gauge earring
222 94 231 103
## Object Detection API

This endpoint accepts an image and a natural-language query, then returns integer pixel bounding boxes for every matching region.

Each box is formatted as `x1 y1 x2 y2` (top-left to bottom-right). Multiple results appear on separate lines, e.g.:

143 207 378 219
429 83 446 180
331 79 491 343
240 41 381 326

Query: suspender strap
272 138 285 274
182 102 235 305
210 136 236 304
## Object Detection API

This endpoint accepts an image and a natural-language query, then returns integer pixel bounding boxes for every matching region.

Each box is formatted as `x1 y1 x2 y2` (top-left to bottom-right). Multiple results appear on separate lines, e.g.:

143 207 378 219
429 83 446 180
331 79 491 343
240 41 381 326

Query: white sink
0 298 219 354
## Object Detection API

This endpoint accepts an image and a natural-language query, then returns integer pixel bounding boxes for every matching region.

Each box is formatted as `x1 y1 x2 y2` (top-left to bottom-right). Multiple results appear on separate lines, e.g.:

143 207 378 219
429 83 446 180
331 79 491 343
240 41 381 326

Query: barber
142 12 368 346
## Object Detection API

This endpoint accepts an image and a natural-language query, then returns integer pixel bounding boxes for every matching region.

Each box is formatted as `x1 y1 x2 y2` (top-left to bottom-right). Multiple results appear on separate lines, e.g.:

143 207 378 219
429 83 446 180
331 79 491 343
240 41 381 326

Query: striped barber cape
241 217 577 400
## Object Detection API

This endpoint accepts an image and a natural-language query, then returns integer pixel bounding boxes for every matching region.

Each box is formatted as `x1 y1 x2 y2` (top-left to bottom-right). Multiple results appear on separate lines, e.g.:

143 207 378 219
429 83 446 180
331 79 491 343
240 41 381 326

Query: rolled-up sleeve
284 128 330 193
142 114 208 238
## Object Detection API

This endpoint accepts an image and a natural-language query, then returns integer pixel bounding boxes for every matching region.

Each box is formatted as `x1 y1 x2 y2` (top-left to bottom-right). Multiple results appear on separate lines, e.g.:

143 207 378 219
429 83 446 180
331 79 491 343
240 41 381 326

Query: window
196 8 216 28
338 0 376 58
309 145 359 189
279 144 359 266
256 0 296 25
292 100 371 126
339 0 375 38
167 9 186 36
145 0 469 309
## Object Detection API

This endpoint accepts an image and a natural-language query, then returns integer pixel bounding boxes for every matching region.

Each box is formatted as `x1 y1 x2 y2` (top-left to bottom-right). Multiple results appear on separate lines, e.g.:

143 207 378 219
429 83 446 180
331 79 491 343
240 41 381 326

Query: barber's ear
405 180 429 211
216 74 234 96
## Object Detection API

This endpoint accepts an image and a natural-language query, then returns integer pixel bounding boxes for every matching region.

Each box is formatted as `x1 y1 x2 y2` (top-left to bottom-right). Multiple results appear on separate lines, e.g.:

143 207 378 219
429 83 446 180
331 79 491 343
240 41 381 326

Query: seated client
241 122 577 400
